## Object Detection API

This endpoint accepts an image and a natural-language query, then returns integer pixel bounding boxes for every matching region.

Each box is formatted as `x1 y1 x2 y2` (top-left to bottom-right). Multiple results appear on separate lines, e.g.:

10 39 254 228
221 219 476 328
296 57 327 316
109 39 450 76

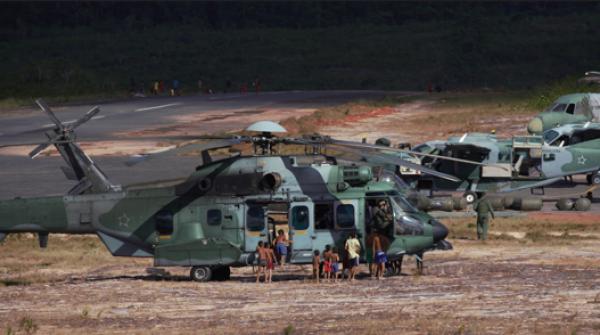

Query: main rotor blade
329 139 508 170
68 106 100 130
0 140 72 149
330 145 461 182
35 98 63 130
125 138 245 166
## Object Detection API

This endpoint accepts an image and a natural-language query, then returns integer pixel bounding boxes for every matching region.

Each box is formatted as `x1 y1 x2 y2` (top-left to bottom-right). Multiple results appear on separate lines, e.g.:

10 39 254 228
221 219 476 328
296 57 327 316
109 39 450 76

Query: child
330 246 341 282
322 245 332 282
256 241 268 283
266 242 276 283
312 250 321 284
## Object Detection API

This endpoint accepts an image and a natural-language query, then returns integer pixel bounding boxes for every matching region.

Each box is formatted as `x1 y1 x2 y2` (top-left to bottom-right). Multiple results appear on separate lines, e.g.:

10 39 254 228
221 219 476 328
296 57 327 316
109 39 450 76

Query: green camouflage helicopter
359 130 598 204
527 93 600 135
0 100 482 281
527 72 600 135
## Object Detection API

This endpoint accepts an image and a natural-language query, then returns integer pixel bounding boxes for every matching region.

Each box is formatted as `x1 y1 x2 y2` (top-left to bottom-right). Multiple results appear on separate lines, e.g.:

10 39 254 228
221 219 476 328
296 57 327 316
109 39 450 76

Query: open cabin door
288 202 314 263
511 136 544 178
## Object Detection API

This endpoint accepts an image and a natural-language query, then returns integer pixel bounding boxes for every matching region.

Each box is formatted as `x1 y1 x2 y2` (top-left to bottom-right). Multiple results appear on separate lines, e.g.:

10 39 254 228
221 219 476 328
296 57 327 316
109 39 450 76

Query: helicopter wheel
212 266 231 281
190 266 212 282
463 191 478 205
591 172 600 185
415 253 424 275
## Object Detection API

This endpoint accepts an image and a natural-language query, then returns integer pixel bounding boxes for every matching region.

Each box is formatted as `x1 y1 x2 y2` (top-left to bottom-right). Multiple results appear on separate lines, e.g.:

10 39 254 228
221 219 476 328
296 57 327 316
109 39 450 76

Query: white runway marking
134 102 182 112
41 115 106 128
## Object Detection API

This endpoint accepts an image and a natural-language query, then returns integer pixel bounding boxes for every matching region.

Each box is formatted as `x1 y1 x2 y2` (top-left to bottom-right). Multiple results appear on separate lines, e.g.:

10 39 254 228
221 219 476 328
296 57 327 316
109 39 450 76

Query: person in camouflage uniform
474 195 495 240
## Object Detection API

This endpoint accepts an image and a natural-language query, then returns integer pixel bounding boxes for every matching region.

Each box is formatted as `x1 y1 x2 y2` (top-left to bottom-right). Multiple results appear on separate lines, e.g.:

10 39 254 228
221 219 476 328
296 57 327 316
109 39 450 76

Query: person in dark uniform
474 195 495 240
371 199 393 235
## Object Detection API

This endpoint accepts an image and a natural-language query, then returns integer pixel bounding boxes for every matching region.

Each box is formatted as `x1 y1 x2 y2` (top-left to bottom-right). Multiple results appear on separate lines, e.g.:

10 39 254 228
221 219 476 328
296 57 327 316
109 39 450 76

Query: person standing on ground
275 229 289 266
372 232 387 280
344 231 361 281
322 245 332 282
312 250 321 284
256 241 268 283
330 247 341 283
265 242 276 283
474 195 495 241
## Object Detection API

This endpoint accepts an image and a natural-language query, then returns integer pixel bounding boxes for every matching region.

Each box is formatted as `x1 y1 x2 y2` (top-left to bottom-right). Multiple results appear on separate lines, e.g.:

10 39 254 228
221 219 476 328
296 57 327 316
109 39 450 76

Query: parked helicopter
359 131 595 203
0 100 489 281
527 93 600 135
542 122 600 184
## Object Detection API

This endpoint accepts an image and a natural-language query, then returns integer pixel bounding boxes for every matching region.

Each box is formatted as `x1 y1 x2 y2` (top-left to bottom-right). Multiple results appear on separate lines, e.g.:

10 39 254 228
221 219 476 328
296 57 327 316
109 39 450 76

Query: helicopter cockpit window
155 210 174 236
246 206 265 232
395 215 425 236
551 103 567 112
207 209 221 226
543 130 560 145
566 104 575 115
335 204 355 229
315 203 334 230
291 206 309 230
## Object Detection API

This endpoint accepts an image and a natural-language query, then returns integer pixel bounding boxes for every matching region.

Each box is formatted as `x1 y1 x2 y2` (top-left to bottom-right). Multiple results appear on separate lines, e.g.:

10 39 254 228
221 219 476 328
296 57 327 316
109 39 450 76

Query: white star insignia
118 214 130 228
577 155 587 165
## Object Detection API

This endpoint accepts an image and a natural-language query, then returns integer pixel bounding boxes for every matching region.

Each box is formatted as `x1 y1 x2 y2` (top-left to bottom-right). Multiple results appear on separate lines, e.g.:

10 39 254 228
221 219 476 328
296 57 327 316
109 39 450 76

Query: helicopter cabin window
291 206 309 230
566 104 575 115
335 204 355 229
155 210 174 236
552 103 567 112
315 203 334 230
207 209 221 226
246 206 265 232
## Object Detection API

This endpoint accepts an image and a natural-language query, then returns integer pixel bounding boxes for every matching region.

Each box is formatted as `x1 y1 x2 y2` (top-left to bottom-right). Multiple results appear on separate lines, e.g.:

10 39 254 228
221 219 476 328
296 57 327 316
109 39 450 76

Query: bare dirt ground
2 215 600 335
316 93 533 144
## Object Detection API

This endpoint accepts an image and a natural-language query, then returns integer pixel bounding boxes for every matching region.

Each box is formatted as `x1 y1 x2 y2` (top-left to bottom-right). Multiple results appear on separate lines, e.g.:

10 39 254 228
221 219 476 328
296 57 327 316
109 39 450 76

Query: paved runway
0 91 392 198
0 90 598 212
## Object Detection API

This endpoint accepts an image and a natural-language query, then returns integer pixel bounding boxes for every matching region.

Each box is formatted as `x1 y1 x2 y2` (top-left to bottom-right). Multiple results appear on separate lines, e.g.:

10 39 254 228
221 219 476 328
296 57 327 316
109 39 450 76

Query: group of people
151 80 181 96
255 229 289 283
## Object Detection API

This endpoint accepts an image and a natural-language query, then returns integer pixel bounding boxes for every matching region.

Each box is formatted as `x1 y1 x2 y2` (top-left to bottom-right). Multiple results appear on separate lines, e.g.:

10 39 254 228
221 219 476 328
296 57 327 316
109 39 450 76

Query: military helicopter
527 93 600 134
542 122 600 184
369 125 600 203
0 99 486 282
527 71 600 135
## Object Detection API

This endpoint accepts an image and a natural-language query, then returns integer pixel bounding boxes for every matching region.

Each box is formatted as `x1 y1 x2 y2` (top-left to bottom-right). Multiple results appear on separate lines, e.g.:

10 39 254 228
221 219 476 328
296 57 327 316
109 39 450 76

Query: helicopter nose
527 117 543 134
430 219 449 242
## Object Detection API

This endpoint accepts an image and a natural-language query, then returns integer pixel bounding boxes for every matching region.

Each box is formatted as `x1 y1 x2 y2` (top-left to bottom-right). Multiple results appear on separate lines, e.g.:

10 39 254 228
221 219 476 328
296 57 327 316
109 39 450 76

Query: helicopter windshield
378 170 410 190
542 130 560 144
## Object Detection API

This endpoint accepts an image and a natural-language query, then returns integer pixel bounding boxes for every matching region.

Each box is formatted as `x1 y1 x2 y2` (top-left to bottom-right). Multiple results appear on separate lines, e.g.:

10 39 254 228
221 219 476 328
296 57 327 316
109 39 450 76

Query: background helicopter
0 100 489 281
527 71 600 135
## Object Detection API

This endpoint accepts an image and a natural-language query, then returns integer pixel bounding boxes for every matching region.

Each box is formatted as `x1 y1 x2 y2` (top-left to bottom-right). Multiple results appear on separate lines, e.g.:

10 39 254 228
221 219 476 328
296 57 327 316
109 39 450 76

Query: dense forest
1 2 599 101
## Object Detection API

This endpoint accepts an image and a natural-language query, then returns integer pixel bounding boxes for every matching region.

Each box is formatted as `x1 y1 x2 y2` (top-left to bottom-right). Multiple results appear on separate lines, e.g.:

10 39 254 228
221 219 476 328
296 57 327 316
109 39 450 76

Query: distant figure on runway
474 195 495 240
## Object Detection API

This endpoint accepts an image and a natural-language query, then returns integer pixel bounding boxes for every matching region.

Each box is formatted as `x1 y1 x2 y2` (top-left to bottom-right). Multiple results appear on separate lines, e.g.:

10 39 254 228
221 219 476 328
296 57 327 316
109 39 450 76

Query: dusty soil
317 95 533 145
2 221 600 335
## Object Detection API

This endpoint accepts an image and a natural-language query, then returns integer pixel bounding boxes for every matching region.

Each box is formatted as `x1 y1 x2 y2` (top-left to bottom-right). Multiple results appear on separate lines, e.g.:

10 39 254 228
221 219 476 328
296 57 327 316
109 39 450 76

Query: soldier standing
474 195 495 240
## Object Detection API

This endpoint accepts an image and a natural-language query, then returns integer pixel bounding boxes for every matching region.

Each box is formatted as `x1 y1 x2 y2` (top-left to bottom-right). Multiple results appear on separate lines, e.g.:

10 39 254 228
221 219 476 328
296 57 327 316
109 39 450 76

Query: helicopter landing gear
587 172 600 185
190 266 230 282
415 253 424 275
190 266 212 282
463 191 478 204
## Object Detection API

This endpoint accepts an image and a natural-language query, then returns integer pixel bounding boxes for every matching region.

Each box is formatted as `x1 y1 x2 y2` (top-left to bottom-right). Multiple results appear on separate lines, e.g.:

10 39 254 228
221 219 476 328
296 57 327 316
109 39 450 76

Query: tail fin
32 99 121 195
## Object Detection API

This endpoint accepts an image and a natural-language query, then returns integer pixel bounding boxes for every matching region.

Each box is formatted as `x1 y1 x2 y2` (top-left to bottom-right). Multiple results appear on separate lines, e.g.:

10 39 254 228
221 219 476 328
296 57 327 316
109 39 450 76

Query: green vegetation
1 4 599 106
